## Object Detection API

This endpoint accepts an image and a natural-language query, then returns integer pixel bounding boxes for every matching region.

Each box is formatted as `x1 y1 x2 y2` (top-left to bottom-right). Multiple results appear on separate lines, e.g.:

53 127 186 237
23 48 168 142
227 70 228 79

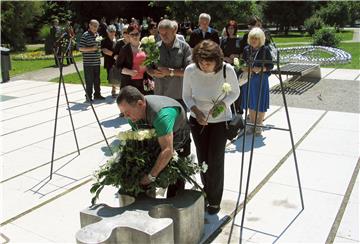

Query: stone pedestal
76 190 204 244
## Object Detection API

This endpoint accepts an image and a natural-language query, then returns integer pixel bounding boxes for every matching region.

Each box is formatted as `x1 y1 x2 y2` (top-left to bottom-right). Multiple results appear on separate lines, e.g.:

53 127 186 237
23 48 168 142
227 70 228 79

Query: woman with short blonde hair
241 27 273 136
247 27 266 47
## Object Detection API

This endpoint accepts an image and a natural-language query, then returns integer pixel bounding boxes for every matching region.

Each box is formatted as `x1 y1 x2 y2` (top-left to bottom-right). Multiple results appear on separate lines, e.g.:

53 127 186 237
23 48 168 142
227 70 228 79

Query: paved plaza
0 67 359 243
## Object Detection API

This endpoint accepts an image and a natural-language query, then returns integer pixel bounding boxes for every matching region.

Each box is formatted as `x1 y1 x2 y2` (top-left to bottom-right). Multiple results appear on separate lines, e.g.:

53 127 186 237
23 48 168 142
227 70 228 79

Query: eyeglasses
129 32 140 37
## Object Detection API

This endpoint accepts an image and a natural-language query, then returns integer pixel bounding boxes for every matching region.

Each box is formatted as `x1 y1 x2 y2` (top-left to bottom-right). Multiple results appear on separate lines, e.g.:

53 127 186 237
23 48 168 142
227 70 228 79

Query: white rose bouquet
90 129 206 204
140 35 160 68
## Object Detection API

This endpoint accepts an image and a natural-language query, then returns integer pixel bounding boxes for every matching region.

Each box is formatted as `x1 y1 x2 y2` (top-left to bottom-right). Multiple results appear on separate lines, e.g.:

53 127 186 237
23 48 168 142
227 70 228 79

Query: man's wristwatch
168 68 175 77
147 173 157 182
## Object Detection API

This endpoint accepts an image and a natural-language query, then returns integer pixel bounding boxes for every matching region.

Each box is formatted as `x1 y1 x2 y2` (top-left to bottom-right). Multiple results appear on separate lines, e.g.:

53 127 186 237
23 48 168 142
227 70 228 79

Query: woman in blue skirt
241 27 274 136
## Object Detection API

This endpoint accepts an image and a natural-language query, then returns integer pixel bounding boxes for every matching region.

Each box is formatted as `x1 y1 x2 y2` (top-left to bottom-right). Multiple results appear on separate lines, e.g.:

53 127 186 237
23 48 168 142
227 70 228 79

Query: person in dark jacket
101 25 117 97
188 13 219 48
116 24 147 94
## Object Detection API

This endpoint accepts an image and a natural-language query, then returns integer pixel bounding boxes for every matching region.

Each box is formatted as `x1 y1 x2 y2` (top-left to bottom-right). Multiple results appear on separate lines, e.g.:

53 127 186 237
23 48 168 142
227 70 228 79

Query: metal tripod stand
49 36 113 180
228 43 305 243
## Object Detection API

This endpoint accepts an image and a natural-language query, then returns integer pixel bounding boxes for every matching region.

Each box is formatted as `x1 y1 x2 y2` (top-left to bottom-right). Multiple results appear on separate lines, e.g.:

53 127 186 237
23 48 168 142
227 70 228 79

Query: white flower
172 152 179 162
201 162 208 173
141 36 149 45
118 129 156 141
95 36 103 42
233 58 240 66
222 82 232 94
148 35 156 43
118 131 128 141
137 130 149 141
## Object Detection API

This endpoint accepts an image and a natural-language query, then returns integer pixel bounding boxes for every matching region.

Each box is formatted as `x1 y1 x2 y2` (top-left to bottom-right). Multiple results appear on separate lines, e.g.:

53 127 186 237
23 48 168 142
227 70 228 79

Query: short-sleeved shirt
79 31 101 66
154 38 192 100
129 107 180 137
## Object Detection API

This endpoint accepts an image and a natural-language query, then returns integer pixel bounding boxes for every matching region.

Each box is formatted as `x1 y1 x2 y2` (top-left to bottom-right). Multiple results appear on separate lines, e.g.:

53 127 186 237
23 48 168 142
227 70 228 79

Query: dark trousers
167 98 191 198
120 79 146 95
189 116 227 206
84 65 101 99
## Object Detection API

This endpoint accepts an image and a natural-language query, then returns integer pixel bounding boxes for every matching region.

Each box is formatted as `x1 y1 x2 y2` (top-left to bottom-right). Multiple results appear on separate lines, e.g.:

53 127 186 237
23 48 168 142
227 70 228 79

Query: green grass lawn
9 45 82 77
323 42 359 69
49 68 110 86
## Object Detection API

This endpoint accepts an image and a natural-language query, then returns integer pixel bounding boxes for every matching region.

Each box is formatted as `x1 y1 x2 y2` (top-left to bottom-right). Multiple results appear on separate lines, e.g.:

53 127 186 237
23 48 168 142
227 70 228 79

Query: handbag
222 65 245 140
108 65 122 84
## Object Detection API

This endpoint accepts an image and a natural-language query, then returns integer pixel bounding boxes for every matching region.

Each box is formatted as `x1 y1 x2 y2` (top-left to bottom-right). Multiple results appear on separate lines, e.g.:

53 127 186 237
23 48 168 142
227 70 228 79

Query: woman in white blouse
182 40 240 215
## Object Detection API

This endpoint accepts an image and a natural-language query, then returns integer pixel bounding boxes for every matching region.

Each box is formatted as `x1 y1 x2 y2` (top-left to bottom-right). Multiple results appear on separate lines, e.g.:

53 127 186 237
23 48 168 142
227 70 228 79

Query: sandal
255 125 263 136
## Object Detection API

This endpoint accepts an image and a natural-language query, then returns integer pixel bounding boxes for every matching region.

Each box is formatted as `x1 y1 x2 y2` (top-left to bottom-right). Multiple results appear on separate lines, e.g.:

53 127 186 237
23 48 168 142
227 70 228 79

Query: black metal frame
227 44 305 243
49 36 113 180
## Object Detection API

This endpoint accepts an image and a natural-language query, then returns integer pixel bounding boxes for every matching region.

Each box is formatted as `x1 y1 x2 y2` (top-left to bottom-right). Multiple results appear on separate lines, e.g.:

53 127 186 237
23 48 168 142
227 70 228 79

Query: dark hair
248 16 262 27
127 23 140 33
149 21 157 30
192 40 223 73
226 20 238 37
116 86 144 105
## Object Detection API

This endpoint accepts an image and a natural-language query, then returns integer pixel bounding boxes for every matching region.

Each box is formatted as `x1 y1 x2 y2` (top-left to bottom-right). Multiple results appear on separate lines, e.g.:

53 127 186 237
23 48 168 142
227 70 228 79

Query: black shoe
119 113 124 117
84 98 93 103
207 205 221 215
94 95 106 100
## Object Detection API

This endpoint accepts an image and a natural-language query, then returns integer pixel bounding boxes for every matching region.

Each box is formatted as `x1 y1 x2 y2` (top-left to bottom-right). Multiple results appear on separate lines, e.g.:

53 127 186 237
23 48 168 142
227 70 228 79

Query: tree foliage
151 1 259 30
304 15 324 36
318 1 350 30
1 1 43 50
260 1 318 34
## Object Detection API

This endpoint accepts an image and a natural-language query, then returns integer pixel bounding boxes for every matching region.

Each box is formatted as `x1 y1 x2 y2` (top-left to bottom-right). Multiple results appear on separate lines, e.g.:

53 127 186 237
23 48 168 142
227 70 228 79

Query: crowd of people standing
70 13 274 215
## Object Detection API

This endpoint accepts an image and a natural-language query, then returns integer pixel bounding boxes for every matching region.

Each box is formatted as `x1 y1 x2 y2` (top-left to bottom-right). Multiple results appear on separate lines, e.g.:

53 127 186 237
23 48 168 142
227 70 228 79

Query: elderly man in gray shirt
147 19 192 197
148 19 192 109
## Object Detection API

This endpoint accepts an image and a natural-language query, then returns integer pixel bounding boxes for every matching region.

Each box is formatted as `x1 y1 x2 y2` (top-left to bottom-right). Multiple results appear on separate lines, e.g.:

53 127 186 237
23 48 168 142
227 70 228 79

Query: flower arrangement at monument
90 129 206 204
140 35 160 68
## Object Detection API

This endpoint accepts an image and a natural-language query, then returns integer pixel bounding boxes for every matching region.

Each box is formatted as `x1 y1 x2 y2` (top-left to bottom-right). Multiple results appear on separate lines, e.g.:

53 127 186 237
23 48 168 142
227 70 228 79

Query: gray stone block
76 190 204 244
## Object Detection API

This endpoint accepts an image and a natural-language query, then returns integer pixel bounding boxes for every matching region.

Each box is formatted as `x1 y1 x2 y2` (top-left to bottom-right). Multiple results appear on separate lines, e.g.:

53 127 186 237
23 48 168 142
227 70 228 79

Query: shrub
39 25 50 40
313 28 341 47
304 16 324 36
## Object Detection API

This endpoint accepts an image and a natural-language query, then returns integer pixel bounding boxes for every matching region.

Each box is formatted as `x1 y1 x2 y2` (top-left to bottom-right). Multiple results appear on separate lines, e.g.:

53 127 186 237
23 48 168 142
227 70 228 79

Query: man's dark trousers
84 65 101 99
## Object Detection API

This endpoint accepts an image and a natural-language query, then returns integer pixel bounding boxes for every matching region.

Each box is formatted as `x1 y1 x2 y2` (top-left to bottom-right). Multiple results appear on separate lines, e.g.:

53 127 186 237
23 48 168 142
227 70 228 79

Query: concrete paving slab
223 151 281 193
298 126 359 157
318 111 360 132
0 223 53 243
212 224 256 243
269 150 358 196
0 80 54 93
334 236 359 243
234 182 342 243
24 145 108 189
321 68 336 78
336 200 360 242
1 146 50 180
1 181 119 243
0 175 68 223
326 69 360 80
